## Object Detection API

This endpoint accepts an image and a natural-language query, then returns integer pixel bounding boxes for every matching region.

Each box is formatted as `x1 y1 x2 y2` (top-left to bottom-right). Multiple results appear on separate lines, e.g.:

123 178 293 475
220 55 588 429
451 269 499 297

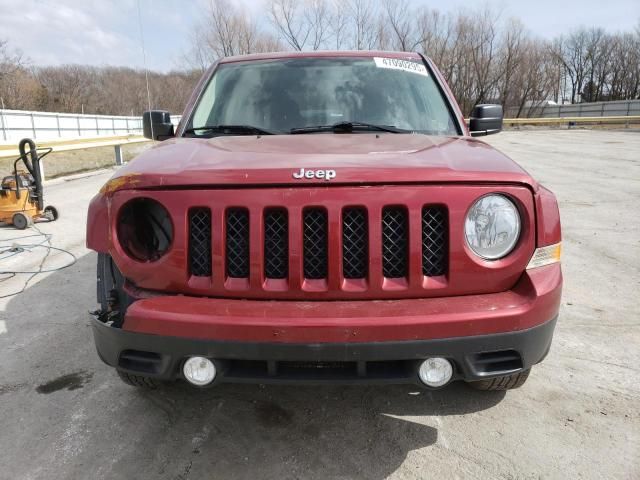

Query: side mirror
469 104 503 137
142 110 175 141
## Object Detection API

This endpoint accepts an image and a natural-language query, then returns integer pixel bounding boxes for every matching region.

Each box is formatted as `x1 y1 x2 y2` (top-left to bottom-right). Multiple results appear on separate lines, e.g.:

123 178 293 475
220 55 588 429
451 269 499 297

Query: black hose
13 139 52 209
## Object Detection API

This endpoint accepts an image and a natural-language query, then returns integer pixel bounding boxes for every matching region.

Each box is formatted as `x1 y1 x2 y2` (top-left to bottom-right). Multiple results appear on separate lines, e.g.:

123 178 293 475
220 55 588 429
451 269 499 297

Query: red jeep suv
87 51 562 391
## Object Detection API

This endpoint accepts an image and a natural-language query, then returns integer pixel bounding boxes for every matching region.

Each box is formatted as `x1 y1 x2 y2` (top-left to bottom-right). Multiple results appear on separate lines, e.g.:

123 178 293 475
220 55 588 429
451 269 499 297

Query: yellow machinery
0 138 58 229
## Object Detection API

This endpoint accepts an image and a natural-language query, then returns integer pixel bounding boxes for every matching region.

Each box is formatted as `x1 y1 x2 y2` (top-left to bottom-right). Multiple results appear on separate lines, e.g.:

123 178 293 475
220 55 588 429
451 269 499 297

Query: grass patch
0 143 151 180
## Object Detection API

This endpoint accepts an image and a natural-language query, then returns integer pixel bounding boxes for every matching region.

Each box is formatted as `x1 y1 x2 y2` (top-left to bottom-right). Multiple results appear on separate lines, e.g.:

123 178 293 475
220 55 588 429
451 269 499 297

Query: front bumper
91 264 561 385
92 315 557 385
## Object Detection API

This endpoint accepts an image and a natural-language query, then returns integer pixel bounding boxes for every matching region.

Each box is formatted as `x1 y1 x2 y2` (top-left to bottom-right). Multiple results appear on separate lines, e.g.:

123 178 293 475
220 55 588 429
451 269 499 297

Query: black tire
468 369 530 391
12 212 30 230
117 369 160 389
44 205 59 221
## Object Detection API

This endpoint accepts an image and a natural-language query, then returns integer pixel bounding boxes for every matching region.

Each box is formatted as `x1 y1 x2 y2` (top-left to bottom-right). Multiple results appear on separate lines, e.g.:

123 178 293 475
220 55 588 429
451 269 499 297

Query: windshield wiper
290 121 406 134
183 124 275 136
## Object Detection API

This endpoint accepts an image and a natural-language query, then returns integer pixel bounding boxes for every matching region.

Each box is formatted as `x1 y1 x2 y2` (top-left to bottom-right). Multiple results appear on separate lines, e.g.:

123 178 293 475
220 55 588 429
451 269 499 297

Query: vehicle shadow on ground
132 380 505 479
2 253 506 480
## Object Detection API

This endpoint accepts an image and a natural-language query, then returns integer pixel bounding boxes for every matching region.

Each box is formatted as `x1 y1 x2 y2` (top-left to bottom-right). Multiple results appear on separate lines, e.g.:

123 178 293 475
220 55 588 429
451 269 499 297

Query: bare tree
497 18 525 107
551 29 590 103
415 8 452 66
468 7 502 106
306 0 332 50
269 0 307 50
0 42 46 110
186 0 281 69
346 0 381 50
328 0 350 49
0 40 24 80
384 0 423 51
269 0 332 51
511 40 557 117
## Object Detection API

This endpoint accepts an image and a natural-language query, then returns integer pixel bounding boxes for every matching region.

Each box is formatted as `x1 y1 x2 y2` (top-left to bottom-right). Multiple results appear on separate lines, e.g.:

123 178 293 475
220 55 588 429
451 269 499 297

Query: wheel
468 369 530 391
12 212 31 230
44 205 59 221
117 369 160 389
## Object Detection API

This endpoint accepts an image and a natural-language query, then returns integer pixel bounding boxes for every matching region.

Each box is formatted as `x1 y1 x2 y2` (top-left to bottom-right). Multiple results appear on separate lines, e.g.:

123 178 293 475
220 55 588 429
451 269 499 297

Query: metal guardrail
505 99 640 119
0 134 148 159
0 109 142 142
504 115 640 126
0 109 181 142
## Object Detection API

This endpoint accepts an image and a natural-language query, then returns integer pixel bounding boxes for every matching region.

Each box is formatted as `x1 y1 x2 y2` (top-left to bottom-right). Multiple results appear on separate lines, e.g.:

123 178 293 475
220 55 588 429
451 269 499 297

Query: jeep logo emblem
292 168 336 181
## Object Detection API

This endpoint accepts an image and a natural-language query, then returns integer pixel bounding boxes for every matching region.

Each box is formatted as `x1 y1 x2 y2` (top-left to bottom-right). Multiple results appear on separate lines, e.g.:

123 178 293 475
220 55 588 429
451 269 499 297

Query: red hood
104 134 536 192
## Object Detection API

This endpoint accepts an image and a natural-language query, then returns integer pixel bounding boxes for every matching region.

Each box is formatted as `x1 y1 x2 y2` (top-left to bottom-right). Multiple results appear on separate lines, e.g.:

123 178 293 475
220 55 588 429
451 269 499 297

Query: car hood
104 134 536 192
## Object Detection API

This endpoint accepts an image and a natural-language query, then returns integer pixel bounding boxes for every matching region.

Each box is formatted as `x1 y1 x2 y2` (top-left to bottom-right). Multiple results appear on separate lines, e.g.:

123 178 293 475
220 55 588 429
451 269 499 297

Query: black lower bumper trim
91 316 557 385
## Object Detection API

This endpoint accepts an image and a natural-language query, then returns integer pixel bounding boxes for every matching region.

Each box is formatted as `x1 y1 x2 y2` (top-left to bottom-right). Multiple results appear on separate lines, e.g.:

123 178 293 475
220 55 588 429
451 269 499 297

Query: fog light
418 358 453 387
183 356 216 386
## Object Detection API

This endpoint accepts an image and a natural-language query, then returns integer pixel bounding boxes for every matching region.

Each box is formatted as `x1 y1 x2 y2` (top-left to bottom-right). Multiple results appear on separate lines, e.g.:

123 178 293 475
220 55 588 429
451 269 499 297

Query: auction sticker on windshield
373 57 428 77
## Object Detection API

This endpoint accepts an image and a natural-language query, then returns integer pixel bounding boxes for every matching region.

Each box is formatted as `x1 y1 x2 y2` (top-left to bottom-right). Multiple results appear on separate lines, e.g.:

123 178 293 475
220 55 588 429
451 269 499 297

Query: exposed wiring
0 224 77 299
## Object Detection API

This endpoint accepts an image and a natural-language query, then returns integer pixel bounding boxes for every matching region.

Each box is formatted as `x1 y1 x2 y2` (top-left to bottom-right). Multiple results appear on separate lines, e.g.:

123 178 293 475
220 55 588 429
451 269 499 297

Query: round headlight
464 194 520 260
117 198 173 262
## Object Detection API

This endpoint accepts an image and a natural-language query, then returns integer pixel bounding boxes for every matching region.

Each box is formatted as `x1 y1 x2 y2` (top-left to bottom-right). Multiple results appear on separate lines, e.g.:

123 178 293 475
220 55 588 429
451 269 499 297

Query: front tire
117 370 160 389
468 369 530 391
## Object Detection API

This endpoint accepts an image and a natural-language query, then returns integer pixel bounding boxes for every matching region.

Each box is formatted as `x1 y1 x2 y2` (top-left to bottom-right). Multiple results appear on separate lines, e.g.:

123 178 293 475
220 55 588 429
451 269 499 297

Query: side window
192 74 217 128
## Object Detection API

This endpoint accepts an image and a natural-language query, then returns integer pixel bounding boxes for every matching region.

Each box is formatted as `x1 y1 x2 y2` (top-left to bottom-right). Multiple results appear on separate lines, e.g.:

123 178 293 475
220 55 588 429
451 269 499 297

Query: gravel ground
0 130 638 479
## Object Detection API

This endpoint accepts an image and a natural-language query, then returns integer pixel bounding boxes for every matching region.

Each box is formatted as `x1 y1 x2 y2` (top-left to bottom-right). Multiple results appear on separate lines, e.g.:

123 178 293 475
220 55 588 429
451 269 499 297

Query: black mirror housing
142 110 175 141
469 104 503 137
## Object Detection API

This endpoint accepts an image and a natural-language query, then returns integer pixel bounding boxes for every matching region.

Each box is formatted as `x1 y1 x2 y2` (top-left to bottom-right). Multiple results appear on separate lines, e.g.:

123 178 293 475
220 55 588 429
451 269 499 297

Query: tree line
0 40 198 116
1 0 639 118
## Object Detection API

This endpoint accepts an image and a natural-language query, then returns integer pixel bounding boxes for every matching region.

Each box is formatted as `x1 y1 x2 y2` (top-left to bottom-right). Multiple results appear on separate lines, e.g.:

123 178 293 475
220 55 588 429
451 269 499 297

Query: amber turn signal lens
526 243 562 269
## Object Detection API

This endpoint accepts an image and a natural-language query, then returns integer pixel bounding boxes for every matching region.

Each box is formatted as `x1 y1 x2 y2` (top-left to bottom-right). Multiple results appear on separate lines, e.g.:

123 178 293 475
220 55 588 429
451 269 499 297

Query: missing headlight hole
117 198 173 261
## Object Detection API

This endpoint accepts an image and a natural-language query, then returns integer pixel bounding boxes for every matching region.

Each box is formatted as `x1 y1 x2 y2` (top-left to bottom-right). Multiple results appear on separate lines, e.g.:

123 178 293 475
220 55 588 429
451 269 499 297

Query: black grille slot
189 208 211 276
422 206 447 276
382 207 408 278
226 208 250 278
342 207 368 279
118 350 162 374
220 359 416 381
303 208 328 279
264 209 288 279
470 350 523 374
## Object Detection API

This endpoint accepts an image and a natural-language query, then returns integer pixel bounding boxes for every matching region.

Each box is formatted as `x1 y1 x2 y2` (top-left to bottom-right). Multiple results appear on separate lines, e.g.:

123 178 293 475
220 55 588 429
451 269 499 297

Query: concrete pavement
0 130 638 479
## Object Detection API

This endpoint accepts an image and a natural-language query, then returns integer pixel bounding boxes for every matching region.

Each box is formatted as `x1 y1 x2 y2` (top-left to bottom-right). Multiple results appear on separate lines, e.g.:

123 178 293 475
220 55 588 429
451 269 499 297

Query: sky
1 0 639 72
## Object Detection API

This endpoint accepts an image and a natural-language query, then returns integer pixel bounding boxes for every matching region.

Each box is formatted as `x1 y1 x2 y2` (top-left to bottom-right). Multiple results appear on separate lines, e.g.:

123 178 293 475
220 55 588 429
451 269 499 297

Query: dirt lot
0 130 638 479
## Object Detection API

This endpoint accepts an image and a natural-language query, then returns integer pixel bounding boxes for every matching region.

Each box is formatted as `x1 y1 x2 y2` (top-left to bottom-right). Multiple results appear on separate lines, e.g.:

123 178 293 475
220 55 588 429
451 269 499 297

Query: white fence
0 109 181 143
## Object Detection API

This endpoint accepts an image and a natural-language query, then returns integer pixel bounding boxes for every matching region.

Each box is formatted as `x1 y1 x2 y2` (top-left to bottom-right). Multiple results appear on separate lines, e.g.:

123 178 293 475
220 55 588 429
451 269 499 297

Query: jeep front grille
184 194 449 298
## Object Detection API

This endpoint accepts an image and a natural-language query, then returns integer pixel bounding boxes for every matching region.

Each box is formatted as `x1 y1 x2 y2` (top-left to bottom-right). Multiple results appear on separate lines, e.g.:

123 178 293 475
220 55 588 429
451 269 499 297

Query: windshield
186 57 459 136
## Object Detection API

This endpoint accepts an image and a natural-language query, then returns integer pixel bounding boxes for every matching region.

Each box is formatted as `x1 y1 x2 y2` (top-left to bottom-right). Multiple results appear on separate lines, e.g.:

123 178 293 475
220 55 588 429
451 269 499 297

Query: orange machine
0 138 58 229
